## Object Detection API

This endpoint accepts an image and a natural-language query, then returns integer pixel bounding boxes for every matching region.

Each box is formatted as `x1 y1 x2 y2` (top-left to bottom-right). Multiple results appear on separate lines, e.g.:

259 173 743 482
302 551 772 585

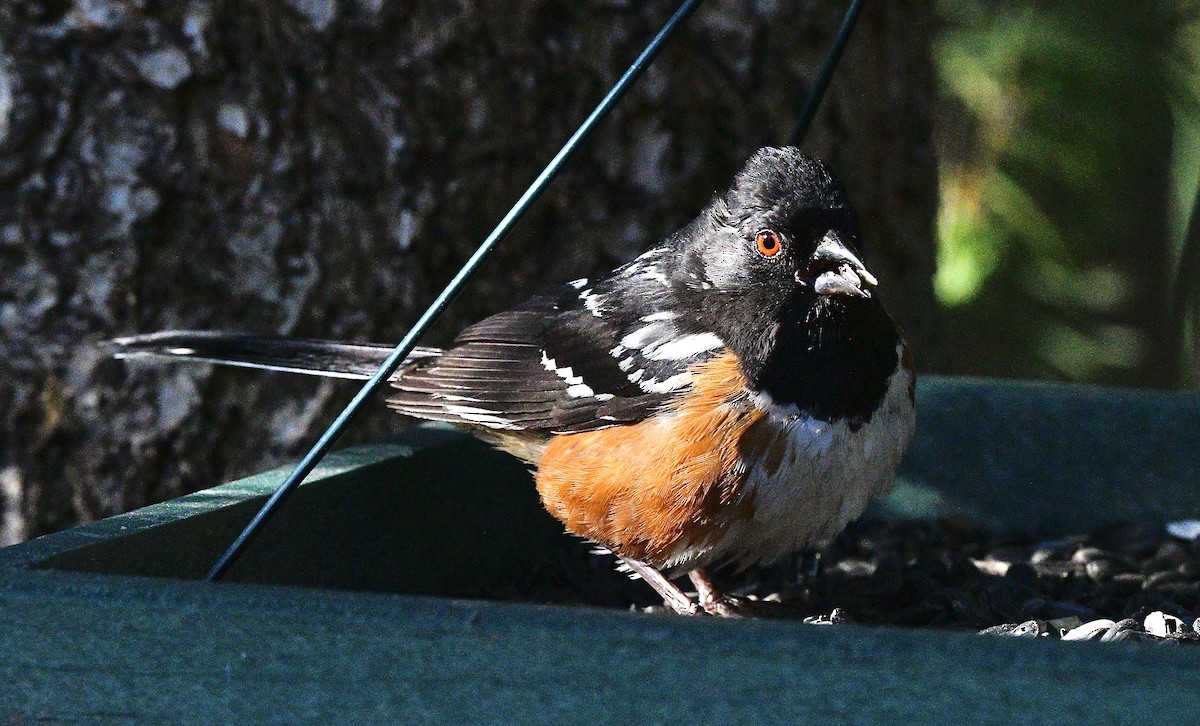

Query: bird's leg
618 556 699 615
688 569 743 618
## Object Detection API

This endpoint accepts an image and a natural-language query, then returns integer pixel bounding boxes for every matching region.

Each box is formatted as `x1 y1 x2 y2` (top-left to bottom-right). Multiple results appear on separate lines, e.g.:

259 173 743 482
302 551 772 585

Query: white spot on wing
579 288 605 317
643 332 723 361
566 383 595 398
640 311 677 322
621 322 671 350
444 404 519 430
567 277 588 289
554 366 584 386
544 348 616 402
637 371 692 393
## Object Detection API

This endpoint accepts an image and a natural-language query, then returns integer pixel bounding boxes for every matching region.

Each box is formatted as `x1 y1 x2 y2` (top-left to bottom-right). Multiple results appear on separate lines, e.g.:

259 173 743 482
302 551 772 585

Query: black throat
753 296 901 429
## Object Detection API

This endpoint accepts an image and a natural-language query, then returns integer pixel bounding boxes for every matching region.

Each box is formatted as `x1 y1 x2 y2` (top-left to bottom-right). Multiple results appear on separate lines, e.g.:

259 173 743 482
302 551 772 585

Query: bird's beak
798 231 878 298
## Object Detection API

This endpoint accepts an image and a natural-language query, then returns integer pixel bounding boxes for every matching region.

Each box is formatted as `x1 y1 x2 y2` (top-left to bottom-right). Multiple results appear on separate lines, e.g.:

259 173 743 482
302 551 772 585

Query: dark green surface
885 376 1200 531
2 375 1199 723
0 426 565 597
2 568 1199 724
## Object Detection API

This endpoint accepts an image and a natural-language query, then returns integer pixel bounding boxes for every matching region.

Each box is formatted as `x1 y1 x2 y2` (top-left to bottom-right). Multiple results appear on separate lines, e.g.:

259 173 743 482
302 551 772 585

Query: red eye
755 230 782 258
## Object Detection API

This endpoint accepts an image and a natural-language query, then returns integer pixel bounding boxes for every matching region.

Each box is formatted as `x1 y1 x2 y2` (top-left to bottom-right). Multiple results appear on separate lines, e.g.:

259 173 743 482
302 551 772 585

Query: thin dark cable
787 0 868 147
205 0 707 582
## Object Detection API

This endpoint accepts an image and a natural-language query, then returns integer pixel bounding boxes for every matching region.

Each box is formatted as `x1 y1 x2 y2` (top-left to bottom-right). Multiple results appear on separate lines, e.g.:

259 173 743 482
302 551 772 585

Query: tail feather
108 330 441 380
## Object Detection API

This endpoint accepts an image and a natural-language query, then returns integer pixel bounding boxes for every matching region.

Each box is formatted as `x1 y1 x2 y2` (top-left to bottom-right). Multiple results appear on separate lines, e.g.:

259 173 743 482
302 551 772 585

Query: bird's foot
619 556 701 615
689 569 747 618
618 558 760 617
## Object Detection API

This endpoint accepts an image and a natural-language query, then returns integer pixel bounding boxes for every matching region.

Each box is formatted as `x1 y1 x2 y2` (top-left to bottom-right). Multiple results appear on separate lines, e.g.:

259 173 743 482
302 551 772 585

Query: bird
111 147 916 616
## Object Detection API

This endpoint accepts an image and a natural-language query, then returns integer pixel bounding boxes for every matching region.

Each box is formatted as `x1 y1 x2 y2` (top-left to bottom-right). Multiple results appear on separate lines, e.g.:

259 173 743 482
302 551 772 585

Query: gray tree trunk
0 0 939 542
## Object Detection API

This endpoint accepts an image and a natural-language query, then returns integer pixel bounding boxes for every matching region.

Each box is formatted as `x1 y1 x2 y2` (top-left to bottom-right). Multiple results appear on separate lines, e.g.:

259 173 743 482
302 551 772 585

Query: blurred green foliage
934 0 1200 388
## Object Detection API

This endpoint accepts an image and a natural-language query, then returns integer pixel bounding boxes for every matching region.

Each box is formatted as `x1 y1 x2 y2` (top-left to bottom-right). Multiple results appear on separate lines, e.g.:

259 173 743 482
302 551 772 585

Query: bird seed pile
531 517 1200 644
764 517 1200 644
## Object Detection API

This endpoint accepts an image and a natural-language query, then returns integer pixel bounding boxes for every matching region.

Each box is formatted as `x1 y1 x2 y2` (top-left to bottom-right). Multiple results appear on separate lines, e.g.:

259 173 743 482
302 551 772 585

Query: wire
204 0 708 582
788 0 868 147
205 0 871 582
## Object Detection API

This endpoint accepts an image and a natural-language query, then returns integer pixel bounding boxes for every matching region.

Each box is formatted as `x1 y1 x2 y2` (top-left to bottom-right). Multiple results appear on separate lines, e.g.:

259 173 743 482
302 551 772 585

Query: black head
674 147 901 424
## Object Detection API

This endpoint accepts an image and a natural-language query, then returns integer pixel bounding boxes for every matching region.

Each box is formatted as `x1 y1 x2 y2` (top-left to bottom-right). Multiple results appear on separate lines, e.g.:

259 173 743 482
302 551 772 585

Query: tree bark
0 0 939 541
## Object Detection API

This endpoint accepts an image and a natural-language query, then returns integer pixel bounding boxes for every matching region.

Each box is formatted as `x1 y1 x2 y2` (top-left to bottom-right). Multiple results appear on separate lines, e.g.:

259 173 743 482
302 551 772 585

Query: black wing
387 248 728 434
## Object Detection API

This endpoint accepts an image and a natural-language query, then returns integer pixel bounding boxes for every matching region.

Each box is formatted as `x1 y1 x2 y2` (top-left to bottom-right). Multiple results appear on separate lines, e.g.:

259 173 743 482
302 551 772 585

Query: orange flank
536 352 765 566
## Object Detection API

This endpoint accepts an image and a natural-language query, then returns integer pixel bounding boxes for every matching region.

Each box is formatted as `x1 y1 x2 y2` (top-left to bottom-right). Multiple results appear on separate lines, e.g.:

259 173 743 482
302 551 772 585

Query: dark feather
385 271 724 433
108 330 440 380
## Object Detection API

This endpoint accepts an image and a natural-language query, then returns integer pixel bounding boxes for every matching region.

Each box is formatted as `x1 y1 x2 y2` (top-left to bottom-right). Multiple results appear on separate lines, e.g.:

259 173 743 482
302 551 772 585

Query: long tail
108 330 441 380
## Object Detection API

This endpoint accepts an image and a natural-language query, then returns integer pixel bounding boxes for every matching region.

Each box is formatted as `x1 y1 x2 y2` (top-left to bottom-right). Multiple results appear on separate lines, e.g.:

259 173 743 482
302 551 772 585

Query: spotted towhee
113 147 916 616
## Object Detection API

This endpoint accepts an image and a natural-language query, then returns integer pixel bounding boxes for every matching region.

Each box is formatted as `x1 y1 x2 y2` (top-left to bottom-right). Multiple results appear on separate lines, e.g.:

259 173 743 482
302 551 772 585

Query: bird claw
697 592 746 618
666 598 703 616
689 568 749 618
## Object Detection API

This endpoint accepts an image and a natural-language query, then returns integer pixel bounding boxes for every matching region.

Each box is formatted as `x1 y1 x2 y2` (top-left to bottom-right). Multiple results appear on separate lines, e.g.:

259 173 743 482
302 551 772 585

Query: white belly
705 359 915 570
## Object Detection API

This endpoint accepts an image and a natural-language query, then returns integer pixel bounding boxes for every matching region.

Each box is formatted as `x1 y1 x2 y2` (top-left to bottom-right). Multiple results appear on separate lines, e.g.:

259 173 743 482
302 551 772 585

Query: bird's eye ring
755 229 782 258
